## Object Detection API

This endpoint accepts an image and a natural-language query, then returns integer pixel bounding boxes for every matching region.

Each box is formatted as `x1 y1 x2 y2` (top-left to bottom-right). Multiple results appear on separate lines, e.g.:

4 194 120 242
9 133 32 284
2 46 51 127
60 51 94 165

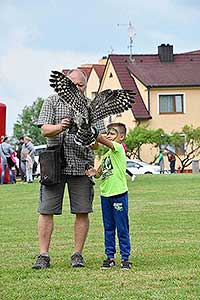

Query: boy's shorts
38 175 94 215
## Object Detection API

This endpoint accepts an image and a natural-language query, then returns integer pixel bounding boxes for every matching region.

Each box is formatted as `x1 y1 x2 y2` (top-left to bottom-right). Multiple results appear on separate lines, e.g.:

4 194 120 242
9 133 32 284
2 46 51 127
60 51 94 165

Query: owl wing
89 89 136 123
49 70 88 115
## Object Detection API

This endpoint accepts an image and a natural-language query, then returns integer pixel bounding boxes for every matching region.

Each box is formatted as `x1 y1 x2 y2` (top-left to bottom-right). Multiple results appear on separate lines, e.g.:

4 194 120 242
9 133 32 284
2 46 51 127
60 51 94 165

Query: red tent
0 102 9 183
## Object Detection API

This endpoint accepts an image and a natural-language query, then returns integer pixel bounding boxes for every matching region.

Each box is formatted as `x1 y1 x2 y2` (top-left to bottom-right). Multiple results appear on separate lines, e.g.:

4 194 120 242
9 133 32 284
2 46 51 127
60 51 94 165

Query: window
159 94 184 114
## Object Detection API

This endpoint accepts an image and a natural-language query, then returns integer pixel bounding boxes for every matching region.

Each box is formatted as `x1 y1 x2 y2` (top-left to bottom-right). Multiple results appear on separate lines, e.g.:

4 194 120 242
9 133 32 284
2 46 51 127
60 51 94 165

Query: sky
0 0 200 136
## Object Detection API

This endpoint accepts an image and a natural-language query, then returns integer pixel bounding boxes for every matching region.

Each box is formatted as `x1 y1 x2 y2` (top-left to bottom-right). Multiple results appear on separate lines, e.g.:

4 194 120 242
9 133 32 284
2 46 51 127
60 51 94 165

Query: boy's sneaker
101 259 115 269
32 255 50 269
71 253 85 267
121 260 132 270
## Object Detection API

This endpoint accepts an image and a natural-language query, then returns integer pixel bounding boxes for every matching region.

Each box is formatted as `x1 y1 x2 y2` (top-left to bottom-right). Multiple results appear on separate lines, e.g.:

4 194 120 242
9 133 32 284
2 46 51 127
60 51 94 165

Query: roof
92 64 105 79
109 55 151 120
126 52 200 87
62 67 92 79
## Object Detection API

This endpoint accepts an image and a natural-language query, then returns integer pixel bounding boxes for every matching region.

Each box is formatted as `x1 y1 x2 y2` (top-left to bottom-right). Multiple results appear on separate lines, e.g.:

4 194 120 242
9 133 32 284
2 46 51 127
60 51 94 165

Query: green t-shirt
100 142 128 197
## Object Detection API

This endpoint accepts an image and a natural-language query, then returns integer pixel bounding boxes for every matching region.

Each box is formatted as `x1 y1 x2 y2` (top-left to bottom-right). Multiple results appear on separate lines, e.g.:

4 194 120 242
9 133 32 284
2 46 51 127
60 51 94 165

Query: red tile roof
109 55 151 120
127 52 200 87
62 67 93 80
109 48 200 120
92 64 105 79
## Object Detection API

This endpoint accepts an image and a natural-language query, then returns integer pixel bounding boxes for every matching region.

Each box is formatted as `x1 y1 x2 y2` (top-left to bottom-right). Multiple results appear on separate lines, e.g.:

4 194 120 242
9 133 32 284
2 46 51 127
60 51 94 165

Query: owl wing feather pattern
49 70 136 146
89 89 136 123
49 70 88 115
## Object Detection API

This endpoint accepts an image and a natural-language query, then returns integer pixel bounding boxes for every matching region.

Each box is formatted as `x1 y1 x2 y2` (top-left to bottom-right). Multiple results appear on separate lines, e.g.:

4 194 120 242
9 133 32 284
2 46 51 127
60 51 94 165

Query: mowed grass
0 174 199 300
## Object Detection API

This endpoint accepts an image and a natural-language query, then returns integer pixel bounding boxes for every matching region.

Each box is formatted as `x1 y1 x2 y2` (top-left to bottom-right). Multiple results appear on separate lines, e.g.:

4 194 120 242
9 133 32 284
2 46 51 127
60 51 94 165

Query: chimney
158 44 174 62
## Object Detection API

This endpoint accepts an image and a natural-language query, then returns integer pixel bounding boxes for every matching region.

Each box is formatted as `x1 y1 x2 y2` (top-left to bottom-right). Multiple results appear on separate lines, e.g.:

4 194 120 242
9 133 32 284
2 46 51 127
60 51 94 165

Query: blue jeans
101 192 131 260
1 163 14 184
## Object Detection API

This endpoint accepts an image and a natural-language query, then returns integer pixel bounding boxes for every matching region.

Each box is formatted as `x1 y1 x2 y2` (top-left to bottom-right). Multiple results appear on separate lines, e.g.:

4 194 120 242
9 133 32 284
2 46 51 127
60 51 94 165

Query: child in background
25 150 33 183
86 123 132 270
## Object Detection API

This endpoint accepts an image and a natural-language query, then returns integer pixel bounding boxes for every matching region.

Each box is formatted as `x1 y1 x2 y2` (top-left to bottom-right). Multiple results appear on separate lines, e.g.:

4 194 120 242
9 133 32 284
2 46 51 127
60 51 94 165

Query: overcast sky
0 0 200 136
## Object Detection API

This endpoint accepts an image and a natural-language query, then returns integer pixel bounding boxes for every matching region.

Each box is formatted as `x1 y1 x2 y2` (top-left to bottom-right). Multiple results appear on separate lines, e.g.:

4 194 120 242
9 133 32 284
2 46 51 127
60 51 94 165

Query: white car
34 144 47 176
126 159 161 175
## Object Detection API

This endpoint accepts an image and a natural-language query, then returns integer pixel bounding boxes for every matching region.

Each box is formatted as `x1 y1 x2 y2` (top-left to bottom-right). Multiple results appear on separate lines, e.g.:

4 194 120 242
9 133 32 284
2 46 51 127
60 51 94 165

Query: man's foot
101 259 115 269
71 253 85 268
121 260 132 270
32 255 50 269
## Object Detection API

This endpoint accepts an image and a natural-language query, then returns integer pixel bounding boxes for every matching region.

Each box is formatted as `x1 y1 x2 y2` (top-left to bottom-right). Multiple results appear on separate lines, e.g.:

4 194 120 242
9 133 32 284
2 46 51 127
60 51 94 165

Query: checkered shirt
38 94 105 175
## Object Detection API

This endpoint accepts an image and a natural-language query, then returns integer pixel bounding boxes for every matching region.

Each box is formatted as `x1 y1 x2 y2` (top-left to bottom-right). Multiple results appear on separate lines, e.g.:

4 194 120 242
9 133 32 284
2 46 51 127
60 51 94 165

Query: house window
159 94 184 114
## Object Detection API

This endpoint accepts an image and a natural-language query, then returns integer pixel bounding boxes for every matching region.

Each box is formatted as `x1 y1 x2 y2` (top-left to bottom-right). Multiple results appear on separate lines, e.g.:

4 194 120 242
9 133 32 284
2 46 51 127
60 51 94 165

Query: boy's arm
85 165 102 178
96 134 115 150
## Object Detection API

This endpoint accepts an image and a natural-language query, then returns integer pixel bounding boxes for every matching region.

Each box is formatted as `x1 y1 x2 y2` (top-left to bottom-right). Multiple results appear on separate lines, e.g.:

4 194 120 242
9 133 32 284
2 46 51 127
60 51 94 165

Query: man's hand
41 118 71 137
60 118 71 131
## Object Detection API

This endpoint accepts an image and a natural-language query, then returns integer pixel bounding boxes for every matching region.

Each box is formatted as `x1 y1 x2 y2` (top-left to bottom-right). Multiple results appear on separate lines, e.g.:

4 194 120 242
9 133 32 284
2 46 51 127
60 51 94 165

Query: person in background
167 151 176 174
17 136 25 180
24 150 33 183
0 136 14 184
156 150 165 174
21 137 35 182
86 123 132 270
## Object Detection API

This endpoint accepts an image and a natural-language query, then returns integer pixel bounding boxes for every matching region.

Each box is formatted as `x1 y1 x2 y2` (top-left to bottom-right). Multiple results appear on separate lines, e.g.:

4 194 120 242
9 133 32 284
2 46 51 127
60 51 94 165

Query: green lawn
0 174 199 300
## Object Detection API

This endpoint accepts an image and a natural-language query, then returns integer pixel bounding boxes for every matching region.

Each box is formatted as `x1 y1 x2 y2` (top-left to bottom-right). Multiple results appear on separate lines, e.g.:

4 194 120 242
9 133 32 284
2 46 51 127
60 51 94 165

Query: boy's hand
85 167 97 177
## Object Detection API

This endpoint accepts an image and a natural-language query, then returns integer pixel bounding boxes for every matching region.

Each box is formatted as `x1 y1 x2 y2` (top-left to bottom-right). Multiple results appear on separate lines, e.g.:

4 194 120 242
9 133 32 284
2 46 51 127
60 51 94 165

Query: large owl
49 70 135 145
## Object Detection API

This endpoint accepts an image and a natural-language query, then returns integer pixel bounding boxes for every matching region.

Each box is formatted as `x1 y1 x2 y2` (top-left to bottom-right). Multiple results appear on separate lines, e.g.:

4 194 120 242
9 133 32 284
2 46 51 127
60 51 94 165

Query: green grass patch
0 174 199 300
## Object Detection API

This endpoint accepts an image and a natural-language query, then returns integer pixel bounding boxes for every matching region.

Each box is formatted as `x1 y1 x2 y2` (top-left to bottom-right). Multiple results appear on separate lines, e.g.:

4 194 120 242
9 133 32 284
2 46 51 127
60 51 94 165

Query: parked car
34 144 47 176
126 159 161 175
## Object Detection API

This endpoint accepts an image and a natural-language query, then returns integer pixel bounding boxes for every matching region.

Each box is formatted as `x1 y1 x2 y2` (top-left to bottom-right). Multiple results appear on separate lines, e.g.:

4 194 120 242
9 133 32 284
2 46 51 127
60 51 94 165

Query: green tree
13 97 46 145
166 125 200 173
125 126 167 160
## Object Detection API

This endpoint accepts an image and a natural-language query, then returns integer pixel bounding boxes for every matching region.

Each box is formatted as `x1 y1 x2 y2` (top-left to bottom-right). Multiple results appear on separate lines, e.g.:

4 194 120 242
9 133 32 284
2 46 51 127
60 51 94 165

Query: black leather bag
39 144 64 186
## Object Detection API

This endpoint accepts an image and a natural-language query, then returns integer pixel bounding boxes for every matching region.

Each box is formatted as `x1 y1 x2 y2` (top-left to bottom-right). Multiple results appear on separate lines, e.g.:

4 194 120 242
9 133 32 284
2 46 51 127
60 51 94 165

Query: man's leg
32 214 53 269
38 214 54 254
74 213 89 253
1 164 6 184
70 213 89 268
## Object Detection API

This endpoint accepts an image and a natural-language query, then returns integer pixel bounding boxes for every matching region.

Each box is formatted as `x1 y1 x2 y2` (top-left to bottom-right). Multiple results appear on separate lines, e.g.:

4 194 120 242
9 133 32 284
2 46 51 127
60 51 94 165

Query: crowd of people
0 135 36 184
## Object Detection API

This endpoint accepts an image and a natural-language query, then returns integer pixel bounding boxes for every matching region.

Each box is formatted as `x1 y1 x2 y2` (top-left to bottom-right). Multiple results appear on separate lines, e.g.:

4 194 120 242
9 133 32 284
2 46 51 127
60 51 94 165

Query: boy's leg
113 192 131 261
101 196 116 259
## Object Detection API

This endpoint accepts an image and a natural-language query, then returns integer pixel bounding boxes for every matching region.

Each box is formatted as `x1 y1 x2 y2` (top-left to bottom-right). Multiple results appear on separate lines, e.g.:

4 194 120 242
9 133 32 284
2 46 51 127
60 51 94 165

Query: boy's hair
107 122 127 136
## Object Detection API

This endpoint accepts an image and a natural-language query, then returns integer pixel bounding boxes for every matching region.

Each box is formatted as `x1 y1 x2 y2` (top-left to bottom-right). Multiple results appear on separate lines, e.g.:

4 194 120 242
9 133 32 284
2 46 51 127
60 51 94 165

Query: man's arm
41 118 71 137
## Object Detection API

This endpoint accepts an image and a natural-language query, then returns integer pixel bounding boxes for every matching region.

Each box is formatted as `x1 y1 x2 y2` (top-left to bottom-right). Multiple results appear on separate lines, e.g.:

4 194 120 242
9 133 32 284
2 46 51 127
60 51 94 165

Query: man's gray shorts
38 175 94 215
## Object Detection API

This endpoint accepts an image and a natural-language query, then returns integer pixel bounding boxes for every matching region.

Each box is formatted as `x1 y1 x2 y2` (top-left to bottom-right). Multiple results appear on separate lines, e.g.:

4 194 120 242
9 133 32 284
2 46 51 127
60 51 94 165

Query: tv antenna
117 21 136 60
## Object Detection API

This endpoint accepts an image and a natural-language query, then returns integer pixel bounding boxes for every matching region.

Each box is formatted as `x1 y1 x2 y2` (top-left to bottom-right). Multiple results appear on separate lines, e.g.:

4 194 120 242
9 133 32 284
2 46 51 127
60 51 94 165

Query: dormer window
109 72 113 78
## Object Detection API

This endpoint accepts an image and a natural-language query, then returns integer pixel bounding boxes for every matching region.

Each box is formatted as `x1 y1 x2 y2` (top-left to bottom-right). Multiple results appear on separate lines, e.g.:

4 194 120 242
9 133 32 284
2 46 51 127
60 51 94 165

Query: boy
86 123 132 270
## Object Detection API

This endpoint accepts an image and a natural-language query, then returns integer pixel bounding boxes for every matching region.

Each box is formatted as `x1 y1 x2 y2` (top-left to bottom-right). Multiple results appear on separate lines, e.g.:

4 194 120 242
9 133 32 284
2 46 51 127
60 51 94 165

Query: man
21 136 35 182
16 136 24 179
32 69 104 269
0 136 14 184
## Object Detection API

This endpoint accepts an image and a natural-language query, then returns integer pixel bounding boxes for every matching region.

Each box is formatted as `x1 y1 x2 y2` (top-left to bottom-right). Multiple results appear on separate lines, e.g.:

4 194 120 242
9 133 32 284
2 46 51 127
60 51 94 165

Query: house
94 44 200 162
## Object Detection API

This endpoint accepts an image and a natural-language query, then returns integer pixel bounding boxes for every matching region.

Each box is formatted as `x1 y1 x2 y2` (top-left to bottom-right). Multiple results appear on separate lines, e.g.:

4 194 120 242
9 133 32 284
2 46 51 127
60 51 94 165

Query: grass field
0 174 199 300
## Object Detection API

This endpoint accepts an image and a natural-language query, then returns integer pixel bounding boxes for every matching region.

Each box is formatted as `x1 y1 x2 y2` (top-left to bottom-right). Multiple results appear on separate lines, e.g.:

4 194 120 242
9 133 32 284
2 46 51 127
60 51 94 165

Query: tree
165 125 200 173
125 126 167 160
13 97 46 145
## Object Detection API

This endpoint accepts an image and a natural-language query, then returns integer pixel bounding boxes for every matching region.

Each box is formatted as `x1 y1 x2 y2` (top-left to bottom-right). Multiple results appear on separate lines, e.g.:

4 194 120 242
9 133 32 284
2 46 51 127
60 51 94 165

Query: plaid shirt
38 94 105 175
